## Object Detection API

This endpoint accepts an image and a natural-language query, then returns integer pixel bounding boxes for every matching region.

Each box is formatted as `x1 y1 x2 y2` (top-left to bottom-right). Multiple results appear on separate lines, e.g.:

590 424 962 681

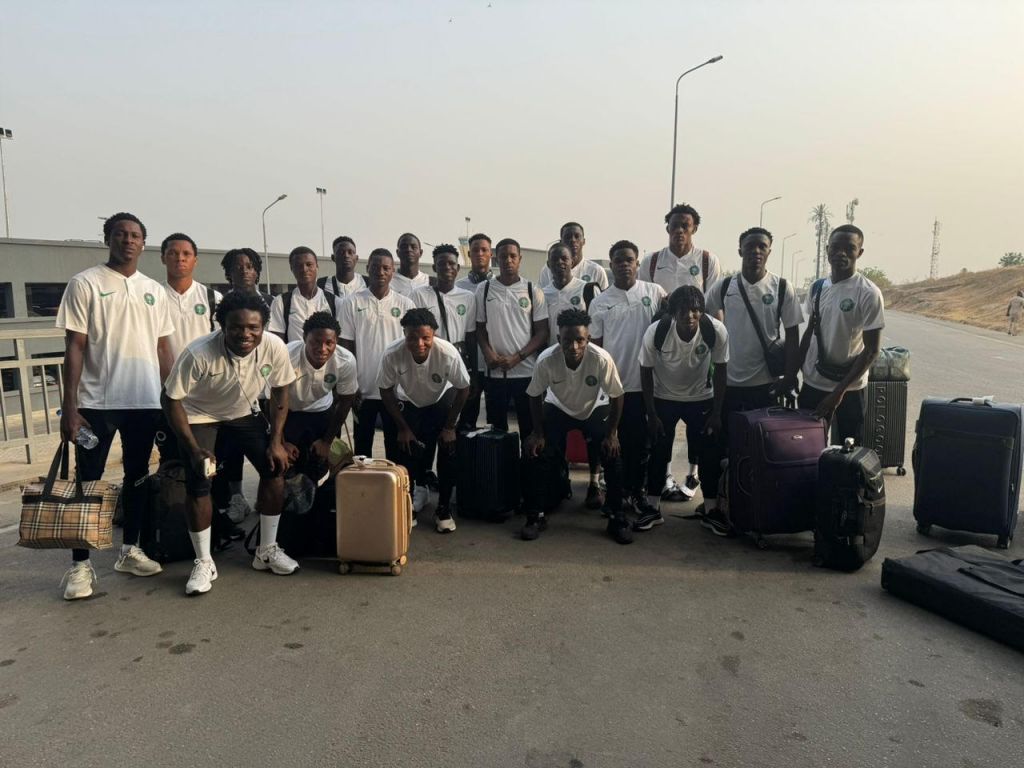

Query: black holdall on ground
912 397 1022 549
881 545 1024 652
814 439 886 571
140 461 194 564
455 428 521 521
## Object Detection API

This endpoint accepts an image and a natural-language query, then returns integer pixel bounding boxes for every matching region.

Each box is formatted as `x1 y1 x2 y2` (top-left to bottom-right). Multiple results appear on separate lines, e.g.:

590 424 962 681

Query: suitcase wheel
338 562 352 575
896 466 907 477
997 535 1011 550
916 523 931 535
399 555 408 566
755 536 769 551
390 564 402 576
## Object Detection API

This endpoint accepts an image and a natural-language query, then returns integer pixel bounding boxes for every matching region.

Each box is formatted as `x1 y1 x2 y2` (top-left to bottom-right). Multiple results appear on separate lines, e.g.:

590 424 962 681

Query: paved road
1 311 1022 768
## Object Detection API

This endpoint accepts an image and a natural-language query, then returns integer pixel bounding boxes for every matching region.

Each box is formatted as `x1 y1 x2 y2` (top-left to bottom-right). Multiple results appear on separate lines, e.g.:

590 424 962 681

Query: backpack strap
327 290 338 320
734 276 774 363
527 281 534 322
648 251 659 281
777 278 787 330
433 286 452 342
282 290 292 333
698 313 716 350
316 275 328 291
482 280 490 323
799 278 827 369
653 316 672 352
719 275 732 310
332 276 340 296
205 286 217 332
701 250 709 292
582 281 599 310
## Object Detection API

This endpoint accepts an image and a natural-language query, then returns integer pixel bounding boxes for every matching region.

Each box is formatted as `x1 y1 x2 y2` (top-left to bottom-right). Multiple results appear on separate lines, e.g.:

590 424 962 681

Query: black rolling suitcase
814 439 886 571
881 546 1024 652
866 347 910 475
912 397 1023 549
455 429 520 521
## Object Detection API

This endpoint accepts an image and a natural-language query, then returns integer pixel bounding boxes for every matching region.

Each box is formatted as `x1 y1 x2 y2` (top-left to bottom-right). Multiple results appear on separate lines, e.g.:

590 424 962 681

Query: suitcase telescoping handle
350 455 397 470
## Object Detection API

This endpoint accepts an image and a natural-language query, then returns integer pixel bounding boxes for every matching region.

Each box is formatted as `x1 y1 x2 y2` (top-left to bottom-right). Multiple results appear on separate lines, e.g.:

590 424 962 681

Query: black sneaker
632 500 664 531
536 512 548 532
434 505 456 534
700 507 734 537
521 516 542 541
607 514 634 545
585 483 605 510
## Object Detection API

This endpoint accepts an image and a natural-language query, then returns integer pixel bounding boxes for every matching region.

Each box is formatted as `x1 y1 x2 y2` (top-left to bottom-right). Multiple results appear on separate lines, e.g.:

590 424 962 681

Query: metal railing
0 327 65 464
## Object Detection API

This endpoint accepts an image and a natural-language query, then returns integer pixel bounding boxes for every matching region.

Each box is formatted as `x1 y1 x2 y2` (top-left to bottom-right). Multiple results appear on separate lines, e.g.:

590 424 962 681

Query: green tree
999 252 1023 267
860 266 891 289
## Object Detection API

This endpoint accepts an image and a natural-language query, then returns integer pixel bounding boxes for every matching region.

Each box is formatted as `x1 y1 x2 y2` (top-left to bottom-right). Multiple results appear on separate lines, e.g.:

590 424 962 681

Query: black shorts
184 415 279 497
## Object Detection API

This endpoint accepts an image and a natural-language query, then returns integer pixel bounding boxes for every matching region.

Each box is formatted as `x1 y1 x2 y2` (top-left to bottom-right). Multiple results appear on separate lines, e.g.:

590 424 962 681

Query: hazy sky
1 0 1021 283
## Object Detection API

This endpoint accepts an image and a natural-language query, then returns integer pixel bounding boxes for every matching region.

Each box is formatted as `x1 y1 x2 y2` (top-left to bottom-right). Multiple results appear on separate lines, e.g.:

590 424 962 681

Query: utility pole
930 219 941 280
316 187 327 258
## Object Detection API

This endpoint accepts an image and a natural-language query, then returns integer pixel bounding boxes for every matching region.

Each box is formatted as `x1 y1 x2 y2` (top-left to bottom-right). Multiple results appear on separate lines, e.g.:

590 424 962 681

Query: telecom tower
929 219 941 280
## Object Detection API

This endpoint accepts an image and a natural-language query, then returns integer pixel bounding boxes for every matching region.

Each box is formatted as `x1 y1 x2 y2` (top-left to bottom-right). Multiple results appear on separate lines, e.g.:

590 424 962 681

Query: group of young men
53 203 884 599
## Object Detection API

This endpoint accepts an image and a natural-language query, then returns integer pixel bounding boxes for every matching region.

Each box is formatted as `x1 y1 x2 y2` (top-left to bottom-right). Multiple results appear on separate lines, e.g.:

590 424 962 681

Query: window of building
25 283 67 317
0 283 13 318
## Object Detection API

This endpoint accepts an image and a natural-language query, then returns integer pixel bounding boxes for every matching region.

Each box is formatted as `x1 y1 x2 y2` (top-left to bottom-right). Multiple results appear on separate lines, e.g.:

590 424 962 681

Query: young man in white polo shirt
538 222 609 290
221 247 274 310
320 235 367 299
162 292 298 595
160 232 222 361
475 237 549 440
798 225 884 445
378 308 471 532
522 307 631 544
56 212 176 600
413 244 476 357
269 246 342 343
284 311 358 472
589 240 667 508
454 233 493 432
637 286 729 534
542 242 605 508
338 248 417 457
391 232 432 297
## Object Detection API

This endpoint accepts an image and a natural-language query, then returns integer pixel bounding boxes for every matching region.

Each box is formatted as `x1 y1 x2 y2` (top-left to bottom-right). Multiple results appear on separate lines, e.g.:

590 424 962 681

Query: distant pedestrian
1007 290 1024 336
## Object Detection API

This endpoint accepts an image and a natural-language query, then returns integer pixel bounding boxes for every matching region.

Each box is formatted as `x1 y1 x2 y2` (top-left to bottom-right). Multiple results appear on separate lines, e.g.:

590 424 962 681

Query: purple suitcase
728 407 828 548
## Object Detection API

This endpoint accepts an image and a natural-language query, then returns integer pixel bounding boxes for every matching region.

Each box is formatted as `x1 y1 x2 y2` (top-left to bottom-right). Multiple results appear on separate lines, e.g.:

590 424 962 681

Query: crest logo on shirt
194 304 207 315
840 298 855 312
456 304 467 316
518 297 530 309
324 373 337 385
762 294 775 306
431 373 442 383
641 296 652 307
695 344 708 356
390 307 401 317
689 265 700 277
570 296 581 305
585 375 598 386
259 364 272 377
143 292 155 306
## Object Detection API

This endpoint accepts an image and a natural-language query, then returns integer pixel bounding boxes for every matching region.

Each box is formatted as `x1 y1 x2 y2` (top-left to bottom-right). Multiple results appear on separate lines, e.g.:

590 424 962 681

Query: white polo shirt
287 339 359 413
377 337 471 408
704 272 803 387
639 317 729 402
56 264 175 410
639 245 721 296
412 285 476 344
527 344 624 420
588 280 666 393
322 274 367 299
390 271 431 298
163 280 223 361
164 331 295 424
542 277 599 345
474 277 548 379
538 258 609 291
338 288 417 399
268 287 343 343
801 273 885 393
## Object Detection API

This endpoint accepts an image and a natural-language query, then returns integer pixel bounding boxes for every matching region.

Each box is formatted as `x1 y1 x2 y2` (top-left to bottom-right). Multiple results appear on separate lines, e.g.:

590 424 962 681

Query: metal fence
0 327 65 464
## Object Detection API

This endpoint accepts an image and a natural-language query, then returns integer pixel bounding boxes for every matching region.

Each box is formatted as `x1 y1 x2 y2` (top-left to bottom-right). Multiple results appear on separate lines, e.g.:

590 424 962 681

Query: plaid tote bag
19 442 117 550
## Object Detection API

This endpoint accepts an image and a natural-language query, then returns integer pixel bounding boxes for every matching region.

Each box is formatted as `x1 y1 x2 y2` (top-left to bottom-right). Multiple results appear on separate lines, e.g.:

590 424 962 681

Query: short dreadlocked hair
556 307 591 329
103 212 146 243
432 243 460 261
221 248 263 281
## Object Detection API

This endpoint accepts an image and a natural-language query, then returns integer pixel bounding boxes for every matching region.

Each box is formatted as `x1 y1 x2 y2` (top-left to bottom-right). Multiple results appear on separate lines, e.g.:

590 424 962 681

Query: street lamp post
0 127 14 238
261 194 288 295
759 195 781 227
315 187 327 259
670 55 723 210
779 232 796 283
465 216 471 238
791 251 805 285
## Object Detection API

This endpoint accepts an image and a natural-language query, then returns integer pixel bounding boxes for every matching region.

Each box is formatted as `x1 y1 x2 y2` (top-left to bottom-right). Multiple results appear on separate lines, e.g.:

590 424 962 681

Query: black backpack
282 288 338 335
652 313 717 387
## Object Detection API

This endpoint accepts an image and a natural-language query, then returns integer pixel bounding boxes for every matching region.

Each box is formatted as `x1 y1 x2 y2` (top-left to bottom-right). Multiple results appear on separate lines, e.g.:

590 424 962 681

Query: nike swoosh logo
208 372 223 378
99 290 116 297
356 307 366 312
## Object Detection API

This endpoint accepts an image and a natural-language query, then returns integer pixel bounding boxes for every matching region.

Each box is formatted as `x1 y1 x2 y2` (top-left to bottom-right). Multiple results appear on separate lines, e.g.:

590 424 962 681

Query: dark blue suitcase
912 398 1023 549
455 429 520 521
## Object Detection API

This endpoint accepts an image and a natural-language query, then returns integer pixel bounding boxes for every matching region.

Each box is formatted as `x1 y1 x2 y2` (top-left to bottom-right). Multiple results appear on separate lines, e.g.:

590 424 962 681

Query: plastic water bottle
75 426 99 450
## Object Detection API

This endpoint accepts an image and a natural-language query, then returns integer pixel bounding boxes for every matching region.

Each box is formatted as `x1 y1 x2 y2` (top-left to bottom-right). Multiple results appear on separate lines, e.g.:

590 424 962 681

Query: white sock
189 527 212 561
260 514 280 548
589 471 600 484
688 464 699 477
646 495 661 511
229 481 243 496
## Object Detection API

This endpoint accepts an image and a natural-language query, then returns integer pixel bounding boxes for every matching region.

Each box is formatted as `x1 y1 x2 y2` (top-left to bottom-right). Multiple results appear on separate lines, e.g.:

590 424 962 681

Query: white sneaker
226 493 253 523
60 561 96 600
114 545 163 577
185 559 218 595
412 484 429 513
434 507 456 534
252 543 299 575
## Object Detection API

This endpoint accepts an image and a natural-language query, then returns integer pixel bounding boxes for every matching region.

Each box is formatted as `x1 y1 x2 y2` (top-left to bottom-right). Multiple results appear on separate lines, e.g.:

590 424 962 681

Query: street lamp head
277 194 287 201
708 55 723 63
